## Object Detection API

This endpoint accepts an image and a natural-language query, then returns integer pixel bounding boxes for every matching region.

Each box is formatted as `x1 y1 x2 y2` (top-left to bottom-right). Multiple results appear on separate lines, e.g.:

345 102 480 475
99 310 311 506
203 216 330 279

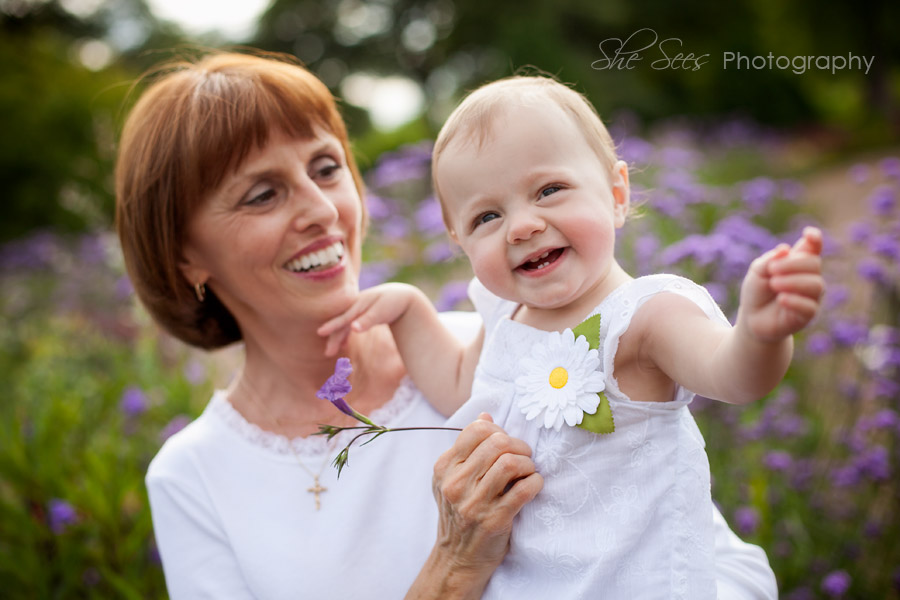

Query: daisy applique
515 327 606 431
514 313 616 434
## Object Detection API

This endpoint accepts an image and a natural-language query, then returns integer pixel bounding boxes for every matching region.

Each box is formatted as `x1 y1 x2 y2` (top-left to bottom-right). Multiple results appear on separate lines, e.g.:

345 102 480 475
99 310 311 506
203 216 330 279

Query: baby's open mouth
285 241 344 273
518 248 565 272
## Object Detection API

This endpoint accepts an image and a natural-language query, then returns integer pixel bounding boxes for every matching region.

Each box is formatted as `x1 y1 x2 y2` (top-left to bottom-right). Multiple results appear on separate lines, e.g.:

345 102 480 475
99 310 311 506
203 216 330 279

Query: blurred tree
253 0 900 140
0 0 192 243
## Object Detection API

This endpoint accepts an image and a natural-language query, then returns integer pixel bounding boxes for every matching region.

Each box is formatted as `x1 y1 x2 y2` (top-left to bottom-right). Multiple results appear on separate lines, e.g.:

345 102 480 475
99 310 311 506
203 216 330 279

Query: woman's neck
231 323 405 438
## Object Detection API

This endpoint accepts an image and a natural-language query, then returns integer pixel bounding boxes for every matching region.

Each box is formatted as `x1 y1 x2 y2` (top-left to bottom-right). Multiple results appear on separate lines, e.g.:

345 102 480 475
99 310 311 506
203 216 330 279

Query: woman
116 51 776 598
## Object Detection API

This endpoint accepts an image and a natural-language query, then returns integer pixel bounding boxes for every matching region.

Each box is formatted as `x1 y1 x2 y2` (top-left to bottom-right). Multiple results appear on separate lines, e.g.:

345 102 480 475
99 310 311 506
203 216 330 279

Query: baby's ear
612 160 630 227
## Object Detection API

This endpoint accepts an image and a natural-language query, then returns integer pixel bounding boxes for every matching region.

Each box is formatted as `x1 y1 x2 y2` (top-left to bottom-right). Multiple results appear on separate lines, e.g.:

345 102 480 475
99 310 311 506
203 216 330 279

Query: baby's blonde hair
432 74 619 231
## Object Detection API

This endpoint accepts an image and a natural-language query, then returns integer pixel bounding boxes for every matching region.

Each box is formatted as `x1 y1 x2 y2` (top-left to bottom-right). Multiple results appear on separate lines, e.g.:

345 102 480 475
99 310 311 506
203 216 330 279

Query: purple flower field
1 117 897 597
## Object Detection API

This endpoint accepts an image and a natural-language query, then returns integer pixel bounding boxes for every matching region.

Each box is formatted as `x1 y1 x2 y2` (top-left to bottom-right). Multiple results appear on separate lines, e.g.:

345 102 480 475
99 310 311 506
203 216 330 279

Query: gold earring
194 282 206 303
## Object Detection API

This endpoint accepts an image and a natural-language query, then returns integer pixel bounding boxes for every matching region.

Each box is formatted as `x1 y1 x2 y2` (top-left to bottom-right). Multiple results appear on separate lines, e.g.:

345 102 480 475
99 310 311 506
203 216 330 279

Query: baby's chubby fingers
776 291 821 331
770 272 825 301
790 226 824 256
748 243 790 278
317 295 375 338
323 328 351 357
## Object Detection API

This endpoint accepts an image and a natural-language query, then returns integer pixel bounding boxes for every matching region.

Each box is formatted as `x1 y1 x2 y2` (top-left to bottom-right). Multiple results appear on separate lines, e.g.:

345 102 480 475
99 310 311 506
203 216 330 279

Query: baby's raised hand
738 226 825 342
317 283 419 356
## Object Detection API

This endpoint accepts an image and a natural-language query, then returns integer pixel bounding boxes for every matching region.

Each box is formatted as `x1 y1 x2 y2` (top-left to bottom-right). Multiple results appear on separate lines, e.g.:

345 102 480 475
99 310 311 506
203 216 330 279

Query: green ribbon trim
572 313 615 435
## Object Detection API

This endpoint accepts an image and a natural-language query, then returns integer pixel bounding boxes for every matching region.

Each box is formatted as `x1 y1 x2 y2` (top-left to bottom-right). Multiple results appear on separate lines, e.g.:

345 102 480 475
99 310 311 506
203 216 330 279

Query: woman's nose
292 180 339 231
506 209 545 244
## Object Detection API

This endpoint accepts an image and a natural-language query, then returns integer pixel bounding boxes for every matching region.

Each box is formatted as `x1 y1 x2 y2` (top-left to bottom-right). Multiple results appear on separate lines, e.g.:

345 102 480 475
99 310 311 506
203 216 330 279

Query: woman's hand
408 414 543 599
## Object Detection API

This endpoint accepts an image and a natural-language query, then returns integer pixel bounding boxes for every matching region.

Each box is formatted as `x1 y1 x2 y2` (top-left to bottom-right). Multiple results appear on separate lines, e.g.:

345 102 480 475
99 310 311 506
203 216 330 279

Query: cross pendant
308 476 327 511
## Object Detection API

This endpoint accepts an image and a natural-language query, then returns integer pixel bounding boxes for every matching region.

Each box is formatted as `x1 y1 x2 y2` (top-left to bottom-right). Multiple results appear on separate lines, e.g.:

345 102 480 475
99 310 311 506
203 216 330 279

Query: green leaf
578 393 615 435
572 313 602 350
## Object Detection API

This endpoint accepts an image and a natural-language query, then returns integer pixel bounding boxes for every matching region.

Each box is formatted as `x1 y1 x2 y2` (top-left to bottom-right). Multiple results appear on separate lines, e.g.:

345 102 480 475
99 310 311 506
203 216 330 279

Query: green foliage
0 235 216 597
0 28 131 242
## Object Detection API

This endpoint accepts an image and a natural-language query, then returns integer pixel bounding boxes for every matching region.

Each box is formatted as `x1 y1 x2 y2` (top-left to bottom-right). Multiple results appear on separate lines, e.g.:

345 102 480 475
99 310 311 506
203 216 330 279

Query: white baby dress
445 274 731 599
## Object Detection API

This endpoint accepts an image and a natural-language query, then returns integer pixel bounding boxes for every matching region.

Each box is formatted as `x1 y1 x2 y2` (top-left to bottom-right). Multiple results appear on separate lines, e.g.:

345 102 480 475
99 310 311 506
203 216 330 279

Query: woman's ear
178 243 210 291
611 160 630 228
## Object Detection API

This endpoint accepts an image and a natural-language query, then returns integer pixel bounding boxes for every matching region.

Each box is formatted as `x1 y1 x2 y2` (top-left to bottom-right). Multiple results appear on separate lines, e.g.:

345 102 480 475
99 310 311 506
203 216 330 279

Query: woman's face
180 128 364 332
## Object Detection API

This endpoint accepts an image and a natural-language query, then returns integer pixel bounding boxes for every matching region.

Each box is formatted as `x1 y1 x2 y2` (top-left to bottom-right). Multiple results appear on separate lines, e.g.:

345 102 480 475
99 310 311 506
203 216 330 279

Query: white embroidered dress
445 274 731 599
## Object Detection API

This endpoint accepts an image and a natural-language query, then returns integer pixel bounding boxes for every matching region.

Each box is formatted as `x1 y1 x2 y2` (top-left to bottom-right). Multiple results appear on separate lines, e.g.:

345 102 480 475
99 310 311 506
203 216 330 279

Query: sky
145 0 272 40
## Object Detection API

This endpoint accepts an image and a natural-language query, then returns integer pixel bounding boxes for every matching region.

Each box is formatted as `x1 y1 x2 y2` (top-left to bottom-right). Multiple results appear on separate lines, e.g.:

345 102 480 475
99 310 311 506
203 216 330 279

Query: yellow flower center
548 366 569 389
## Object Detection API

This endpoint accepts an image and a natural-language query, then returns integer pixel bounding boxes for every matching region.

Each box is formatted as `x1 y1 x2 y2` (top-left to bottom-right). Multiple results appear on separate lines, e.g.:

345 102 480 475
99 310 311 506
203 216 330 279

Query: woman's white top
146 311 777 599
446 275 735 599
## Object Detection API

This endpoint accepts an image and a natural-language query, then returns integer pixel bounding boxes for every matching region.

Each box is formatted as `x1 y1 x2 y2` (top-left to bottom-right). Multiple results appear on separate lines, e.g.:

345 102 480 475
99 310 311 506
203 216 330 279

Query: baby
320 76 823 598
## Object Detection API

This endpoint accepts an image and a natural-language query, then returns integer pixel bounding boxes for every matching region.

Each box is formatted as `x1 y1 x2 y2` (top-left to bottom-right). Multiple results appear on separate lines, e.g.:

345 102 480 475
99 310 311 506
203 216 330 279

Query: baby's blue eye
541 186 561 197
474 212 500 228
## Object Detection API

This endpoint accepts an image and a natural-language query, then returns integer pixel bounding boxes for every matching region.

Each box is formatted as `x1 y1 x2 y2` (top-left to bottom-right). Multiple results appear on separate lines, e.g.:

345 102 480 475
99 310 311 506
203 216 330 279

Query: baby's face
436 102 629 318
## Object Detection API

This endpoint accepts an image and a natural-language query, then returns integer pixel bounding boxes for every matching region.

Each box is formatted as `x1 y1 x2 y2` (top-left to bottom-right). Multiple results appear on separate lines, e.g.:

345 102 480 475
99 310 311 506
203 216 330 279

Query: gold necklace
238 378 333 510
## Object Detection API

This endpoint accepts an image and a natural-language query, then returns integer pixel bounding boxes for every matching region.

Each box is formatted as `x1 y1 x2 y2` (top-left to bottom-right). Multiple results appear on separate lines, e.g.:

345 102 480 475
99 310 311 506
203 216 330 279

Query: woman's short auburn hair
115 50 366 349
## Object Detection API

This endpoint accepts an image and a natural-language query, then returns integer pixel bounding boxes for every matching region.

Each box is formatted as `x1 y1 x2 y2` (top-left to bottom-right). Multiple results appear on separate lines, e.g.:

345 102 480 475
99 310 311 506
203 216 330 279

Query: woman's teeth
286 241 344 272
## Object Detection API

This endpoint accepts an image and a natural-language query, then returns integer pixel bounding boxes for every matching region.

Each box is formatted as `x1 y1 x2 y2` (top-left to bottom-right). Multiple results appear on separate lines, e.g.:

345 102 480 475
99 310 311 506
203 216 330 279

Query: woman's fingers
436 415 502 468
480 452 541 499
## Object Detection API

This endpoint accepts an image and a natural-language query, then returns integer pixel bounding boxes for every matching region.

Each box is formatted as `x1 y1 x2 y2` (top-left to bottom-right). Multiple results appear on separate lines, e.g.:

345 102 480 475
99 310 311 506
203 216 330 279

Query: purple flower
856 446 891 481
847 220 873 244
831 465 859 488
369 143 432 188
120 386 147 418
114 275 134 300
183 359 207 385
435 280 471 312
774 415 809 437
160 415 190 441
617 135 654 165
424 240 457 264
414 196 446 237
733 506 759 536
741 177 778 212
872 409 899 429
365 194 394 221
857 257 887 284
359 262 397 290
821 570 851 597
317 358 353 409
869 185 896 216
881 156 900 179
78 234 107 265
763 451 793 472
780 179 804 202
48 499 78 534
805 332 833 356
378 215 411 241
824 284 849 310
869 233 900 260
830 319 868 347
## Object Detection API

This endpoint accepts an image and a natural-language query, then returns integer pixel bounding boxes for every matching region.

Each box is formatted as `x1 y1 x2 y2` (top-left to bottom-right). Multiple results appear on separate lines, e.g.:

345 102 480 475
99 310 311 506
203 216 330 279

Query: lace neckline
207 377 419 459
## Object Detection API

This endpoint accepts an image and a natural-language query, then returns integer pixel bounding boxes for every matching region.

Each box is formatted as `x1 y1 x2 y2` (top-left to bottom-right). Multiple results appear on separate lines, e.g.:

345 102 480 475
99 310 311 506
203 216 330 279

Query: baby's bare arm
318 283 483 415
635 227 824 404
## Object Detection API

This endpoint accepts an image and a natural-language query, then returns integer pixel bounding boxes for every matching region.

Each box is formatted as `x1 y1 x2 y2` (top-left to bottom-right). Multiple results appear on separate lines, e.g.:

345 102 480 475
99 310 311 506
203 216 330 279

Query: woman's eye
245 188 276 206
311 158 341 181
540 185 562 198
